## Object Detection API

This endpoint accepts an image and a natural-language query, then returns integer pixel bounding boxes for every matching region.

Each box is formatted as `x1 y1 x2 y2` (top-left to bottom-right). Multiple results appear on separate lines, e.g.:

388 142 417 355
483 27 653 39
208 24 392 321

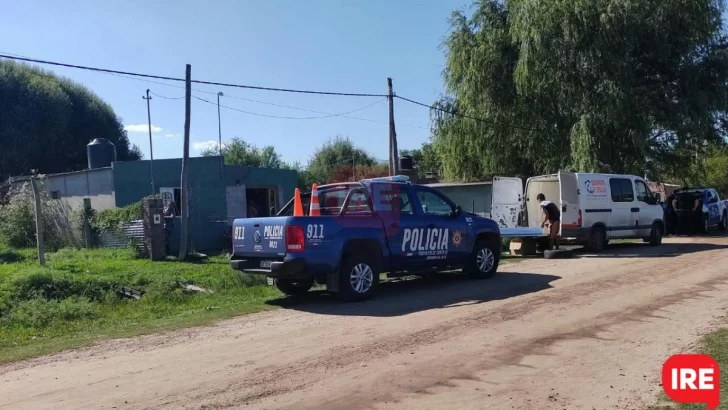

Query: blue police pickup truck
230 176 502 301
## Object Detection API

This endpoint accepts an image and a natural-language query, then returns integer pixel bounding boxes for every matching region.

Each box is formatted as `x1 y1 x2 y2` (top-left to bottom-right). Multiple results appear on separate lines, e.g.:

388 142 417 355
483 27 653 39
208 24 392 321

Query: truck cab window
415 189 454 216
635 180 651 203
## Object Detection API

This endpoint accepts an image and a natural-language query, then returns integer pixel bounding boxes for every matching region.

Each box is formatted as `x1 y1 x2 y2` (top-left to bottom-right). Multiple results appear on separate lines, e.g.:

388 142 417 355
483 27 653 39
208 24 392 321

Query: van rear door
558 171 580 235
491 176 523 228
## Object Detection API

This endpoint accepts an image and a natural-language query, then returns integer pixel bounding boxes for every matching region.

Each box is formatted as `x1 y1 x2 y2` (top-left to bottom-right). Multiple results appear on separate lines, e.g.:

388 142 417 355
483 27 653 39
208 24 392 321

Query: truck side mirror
454 205 462 217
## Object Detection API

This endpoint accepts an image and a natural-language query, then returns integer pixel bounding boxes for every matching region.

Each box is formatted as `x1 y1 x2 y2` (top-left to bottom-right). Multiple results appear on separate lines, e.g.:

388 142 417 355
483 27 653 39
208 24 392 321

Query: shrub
91 201 142 232
0 179 83 250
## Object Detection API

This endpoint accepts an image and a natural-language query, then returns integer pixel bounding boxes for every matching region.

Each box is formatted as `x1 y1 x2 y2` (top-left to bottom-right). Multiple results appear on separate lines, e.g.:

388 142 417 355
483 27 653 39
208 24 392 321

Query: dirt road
2 236 728 410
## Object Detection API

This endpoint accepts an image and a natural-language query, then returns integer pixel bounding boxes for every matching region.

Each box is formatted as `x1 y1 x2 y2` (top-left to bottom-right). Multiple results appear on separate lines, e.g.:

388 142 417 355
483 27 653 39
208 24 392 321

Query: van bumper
561 227 590 242
230 257 307 279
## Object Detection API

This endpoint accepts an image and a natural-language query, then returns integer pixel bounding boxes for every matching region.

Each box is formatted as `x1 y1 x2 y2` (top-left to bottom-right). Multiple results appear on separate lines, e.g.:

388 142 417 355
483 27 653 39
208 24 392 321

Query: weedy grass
0 245 280 364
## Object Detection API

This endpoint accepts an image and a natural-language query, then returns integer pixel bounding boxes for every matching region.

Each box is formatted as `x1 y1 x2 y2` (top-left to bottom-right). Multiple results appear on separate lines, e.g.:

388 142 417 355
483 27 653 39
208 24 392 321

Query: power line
194 95 388 120
149 91 184 100
0 53 387 97
394 95 540 132
0 51 427 129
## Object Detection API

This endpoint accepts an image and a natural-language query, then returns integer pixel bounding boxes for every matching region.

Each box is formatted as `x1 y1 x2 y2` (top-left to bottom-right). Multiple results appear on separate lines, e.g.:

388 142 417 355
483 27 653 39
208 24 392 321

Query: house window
159 187 181 216
50 190 61 200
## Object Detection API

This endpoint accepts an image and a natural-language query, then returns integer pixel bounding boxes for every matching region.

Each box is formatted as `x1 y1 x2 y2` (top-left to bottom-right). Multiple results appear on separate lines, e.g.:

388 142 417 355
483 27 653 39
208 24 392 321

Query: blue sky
1 0 469 164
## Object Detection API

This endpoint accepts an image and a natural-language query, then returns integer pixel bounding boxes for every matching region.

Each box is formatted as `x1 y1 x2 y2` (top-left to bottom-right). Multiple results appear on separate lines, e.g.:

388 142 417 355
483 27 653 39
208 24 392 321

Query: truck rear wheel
466 239 499 279
275 277 315 296
337 253 380 302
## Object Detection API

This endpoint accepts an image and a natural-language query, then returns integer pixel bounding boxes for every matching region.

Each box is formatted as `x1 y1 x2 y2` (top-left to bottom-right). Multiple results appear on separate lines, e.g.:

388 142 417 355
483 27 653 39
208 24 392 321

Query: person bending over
537 193 561 250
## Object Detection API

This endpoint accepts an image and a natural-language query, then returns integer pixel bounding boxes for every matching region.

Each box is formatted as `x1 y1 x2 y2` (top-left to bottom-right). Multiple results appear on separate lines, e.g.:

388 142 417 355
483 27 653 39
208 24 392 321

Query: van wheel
275 277 315 296
648 223 663 246
337 253 380 302
718 212 727 231
586 227 606 253
465 239 500 279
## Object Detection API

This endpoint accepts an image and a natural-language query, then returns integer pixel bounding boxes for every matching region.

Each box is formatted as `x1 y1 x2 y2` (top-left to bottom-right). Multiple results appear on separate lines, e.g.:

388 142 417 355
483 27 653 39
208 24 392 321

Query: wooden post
387 78 399 176
30 177 45 265
179 64 191 260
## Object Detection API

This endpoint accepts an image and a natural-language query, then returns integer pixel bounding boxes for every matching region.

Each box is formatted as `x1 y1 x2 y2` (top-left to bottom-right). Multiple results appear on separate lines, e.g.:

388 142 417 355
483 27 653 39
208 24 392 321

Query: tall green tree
305 136 377 184
0 60 141 178
433 0 728 181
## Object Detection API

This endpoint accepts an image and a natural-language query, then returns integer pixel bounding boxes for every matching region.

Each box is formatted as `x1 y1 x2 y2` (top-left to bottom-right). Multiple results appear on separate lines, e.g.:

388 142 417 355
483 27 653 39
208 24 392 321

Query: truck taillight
578 209 582 227
286 225 305 253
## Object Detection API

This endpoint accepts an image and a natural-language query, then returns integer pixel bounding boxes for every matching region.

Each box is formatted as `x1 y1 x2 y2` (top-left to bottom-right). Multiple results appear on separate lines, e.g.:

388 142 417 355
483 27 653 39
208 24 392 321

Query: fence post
30 177 45 265
82 198 93 249
143 197 166 261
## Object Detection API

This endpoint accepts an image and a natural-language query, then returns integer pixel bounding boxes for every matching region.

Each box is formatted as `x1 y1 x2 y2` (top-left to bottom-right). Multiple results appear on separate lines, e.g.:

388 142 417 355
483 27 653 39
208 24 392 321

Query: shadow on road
575 241 728 259
266 271 561 317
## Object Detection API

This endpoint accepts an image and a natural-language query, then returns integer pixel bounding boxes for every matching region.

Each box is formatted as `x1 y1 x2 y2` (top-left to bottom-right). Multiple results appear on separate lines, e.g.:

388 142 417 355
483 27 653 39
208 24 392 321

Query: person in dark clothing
163 199 176 254
537 193 561 250
665 192 677 236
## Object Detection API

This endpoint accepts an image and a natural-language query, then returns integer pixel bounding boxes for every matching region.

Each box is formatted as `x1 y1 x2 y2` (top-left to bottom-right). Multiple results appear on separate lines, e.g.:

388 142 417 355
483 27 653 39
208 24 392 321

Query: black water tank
399 155 413 171
87 138 117 169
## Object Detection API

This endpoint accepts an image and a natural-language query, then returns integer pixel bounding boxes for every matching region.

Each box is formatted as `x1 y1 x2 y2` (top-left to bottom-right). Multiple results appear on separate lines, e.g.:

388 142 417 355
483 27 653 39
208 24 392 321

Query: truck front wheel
466 239 500 279
337 254 380 302
275 277 315 296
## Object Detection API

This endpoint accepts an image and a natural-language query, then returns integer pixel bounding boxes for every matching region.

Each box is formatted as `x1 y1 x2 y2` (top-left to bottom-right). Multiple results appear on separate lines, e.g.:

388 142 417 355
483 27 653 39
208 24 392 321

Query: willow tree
433 0 728 181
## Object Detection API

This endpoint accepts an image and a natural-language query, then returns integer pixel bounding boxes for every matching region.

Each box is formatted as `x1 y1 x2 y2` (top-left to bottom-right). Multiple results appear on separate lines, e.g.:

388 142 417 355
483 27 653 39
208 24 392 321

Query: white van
519 171 665 251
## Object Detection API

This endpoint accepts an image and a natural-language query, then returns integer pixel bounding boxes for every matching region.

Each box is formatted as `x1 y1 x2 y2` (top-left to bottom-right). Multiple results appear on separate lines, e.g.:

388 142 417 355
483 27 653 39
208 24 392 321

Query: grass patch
0 246 281 364
649 325 728 410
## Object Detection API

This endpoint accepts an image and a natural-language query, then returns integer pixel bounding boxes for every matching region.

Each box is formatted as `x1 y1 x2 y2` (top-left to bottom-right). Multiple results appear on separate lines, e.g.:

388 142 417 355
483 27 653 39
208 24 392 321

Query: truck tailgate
232 217 287 259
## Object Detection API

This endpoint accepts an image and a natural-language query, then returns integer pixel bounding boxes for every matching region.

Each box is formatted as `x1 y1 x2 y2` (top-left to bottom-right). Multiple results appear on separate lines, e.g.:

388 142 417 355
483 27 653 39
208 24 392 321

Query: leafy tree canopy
0 60 142 178
305 136 378 185
202 137 286 169
432 0 728 181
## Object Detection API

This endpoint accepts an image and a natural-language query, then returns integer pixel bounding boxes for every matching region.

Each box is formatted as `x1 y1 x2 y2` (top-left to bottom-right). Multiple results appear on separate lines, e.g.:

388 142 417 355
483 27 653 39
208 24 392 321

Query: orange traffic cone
293 188 304 217
309 183 321 216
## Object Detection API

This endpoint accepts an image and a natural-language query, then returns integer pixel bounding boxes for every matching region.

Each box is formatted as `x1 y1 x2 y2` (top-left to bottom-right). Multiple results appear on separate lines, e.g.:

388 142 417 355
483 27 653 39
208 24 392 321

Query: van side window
634 180 651 203
609 178 634 202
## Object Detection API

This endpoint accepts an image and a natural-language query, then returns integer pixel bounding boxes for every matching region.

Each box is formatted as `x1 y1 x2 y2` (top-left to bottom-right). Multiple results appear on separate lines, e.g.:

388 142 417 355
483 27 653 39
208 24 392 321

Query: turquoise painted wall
112 156 297 253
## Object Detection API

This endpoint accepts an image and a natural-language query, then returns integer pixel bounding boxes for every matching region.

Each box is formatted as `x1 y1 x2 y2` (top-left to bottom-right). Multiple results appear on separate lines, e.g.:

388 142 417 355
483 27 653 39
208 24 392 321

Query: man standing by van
537 193 561 250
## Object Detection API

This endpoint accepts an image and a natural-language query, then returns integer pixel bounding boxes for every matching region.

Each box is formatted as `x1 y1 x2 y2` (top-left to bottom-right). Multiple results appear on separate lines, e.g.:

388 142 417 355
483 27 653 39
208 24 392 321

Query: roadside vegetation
0 245 279 364
650 324 728 410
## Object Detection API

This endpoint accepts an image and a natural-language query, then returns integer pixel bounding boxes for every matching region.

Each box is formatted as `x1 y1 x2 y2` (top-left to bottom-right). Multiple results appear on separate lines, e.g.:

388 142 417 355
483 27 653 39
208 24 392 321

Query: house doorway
245 187 278 218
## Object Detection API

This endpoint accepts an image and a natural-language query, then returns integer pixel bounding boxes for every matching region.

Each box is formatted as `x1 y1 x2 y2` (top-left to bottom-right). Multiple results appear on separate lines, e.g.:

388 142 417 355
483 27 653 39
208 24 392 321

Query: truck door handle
427 223 435 229
631 207 640 212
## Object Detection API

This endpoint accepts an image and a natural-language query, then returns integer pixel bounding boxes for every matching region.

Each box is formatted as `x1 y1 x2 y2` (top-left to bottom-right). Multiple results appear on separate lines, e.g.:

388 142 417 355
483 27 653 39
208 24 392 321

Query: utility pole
143 89 155 195
30 177 45 265
179 64 191 260
387 78 399 176
217 91 224 179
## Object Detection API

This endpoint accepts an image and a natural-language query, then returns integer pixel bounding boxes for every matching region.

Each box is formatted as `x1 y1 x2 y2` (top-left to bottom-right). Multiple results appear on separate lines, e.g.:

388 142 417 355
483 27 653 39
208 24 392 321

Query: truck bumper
230 258 307 279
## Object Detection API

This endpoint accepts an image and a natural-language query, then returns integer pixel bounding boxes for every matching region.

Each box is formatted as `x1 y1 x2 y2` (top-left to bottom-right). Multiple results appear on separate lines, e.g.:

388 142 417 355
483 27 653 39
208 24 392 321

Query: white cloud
193 140 221 151
164 133 180 138
124 124 162 133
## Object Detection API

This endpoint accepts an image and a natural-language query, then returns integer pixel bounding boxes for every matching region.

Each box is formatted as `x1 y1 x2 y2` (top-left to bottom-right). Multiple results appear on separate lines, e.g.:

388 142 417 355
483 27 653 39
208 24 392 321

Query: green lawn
649 325 728 410
0 245 281 364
